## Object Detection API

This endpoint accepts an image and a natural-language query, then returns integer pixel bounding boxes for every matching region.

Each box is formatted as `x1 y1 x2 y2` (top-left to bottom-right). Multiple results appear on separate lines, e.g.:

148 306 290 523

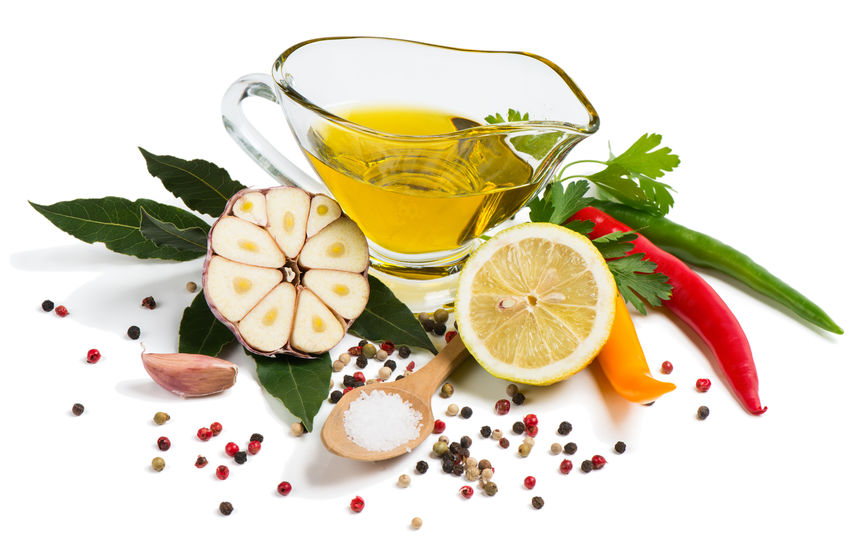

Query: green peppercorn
433 309 449 324
531 496 544 509
153 411 170 425
433 441 448 457
440 383 454 398
151 457 166 472
219 501 233 516
361 343 377 358
483 481 498 496
518 443 531 457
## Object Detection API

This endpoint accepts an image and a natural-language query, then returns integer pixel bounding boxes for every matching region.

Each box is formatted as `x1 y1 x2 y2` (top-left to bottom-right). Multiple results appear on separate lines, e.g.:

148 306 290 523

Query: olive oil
303 105 536 260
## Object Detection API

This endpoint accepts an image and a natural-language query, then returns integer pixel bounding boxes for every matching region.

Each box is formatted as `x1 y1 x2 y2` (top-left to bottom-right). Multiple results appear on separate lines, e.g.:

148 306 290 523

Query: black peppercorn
512 421 526 434
449 442 461 454
141 296 156 309
41 300 54 312
71 403 84 416
416 460 428 474
441 459 455 473
460 406 472 419
433 322 447 336
398 345 411 358
480 426 492 438
330 390 343 403
697 406 710 420
452 463 464 476
531 496 545 509
233 451 247 464
512 392 526 405
219 501 233 516
250 433 264 443
421 319 435 332
355 355 368 368
478 459 491 471
343 374 356 387
442 451 455 463
460 435 472 449
564 442 577 455
384 359 397 371
557 421 572 435
127 325 141 340
580 459 593 473
614 441 626 454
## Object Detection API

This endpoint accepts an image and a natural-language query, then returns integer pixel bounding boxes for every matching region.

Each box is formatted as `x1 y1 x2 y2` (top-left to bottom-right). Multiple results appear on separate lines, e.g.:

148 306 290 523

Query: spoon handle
398 336 469 397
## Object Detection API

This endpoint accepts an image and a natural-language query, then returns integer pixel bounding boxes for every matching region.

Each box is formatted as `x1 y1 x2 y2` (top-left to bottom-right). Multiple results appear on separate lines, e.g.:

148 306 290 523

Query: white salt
343 390 422 452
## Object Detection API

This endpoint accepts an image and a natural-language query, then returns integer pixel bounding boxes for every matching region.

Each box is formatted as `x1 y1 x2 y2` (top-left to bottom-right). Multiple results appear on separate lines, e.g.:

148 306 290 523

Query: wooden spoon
321 335 470 461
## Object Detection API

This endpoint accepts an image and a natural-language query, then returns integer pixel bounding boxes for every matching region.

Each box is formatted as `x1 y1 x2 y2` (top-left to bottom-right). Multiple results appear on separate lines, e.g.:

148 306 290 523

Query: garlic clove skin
141 352 238 398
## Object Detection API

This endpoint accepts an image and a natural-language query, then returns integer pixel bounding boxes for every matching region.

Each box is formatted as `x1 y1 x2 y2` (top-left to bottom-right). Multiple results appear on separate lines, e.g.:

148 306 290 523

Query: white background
2 1 866 550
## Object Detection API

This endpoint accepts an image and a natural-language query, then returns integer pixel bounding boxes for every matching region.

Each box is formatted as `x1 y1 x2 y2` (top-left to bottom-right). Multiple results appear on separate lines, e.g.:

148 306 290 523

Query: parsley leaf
591 230 639 259
608 133 680 178
527 179 593 225
605 254 672 314
485 108 563 160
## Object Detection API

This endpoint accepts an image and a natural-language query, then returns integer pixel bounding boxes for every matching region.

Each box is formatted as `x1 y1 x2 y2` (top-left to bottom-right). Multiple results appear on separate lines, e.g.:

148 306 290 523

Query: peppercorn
141 296 156 309
459 485 474 498
127 325 141 340
216 465 229 480
338 353 351 364
466 466 480 481
219 501 233 516
524 476 536 489
458 447 470 460
330 390 343 403
448 441 461 455
559 459 573 474
433 309 449 324
440 383 454 398
41 300 54 312
416 460 429 474
446 404 459 416
197 427 213 441
359 343 376 358
211 422 223 436
523 437 536 448
580 460 593 473
442 451 455 463
478 459 492 471
355 355 368 368
353 371 366 384
498 437 509 449
491 429 503 441
506 383 518 397
480 426 491 438
550 442 562 454
557 421 573 435
526 424 538 437
418 312 432 323
247 441 261 455
452 463 465 476
152 411 170 425
157 436 171 451
342 374 355 388
512 421 526 434
433 419 446 434
290 422 305 436
86 349 101 364
433 441 448 457
332 360 345 372
483 482 498 496
186 281 198 293
438 435 449 443
460 435 472 448
406 361 416 372
523 414 538 428
512 392 526 405
696 378 712 392
384 359 397 371
697 405 710 420
411 517 423 529
233 451 247 464
54 305 69 317
421 318 435 332
195 456 208 468
531 496 544 509
494 399 510 415
518 443 531 457
375 349 388 361
459 406 472 419
433 322 447 336
398 345 411 358
249 432 261 442
661 360 673 374
562 442 578 455
614 441 627 454
444 330 457 343
277 481 292 495
397 474 411 488
348 346 362 356
441 459 455 473
465 457 478 469
592 455 607 469
225 442 240 456
151 457 165 472
71 403 84 416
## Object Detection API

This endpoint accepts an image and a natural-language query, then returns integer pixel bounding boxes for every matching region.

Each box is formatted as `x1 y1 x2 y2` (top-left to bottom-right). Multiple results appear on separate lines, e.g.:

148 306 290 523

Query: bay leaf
29 197 206 261
178 291 236 356
139 148 245 217
253 353 331 431
140 206 208 253
349 276 437 354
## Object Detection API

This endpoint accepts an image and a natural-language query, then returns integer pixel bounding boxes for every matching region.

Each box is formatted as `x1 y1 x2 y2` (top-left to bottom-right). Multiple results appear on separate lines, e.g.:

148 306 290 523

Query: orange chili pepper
596 297 675 403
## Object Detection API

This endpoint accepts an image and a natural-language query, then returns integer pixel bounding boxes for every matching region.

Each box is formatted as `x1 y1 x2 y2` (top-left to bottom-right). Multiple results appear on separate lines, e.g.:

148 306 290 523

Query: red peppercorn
380 341 395 354
342 387 352 395
524 476 536 489
459 485 474 498
86 349 101 364
141 296 156 309
197 427 213 441
348 346 362 356
591 455 607 469
523 414 538 428
406 361 415 372
445 331 457 343
495 399 511 415
525 425 539 438
157 436 171 451
350 496 365 513
195 456 208 468
560 459 573 474
696 378 711 392
277 481 292 495
216 465 229 480
499 437 510 448
55 305 69 317
247 441 261 455
433 419 446 434
225 442 239 456
661 360 673 374
353 371 366 383
210 422 222 436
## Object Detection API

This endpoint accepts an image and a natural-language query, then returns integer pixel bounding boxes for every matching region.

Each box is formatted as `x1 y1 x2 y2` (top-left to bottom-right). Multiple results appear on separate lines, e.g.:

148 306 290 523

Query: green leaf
254 353 332 431
608 133 680 178
349 276 437 354
139 148 245 217
140 207 208 253
592 230 639 259
29 197 206 261
178 291 236 356
510 132 564 160
562 219 595 235
528 180 593 225
606 254 672 314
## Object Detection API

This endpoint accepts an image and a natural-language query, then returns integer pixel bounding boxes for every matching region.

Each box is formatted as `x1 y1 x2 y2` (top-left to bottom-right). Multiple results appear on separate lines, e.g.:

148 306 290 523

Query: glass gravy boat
222 37 598 310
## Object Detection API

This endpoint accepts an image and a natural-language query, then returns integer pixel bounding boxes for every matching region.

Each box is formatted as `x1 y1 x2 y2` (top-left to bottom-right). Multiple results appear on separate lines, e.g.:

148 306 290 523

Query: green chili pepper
592 200 843 334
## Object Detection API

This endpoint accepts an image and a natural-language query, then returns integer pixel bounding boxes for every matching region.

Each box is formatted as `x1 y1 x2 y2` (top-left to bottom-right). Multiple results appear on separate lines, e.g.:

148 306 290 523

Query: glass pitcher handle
221 73 329 196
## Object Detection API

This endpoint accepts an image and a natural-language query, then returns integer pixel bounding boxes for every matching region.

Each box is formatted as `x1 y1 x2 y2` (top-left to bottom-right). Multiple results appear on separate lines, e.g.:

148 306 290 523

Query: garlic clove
306 194 341 237
211 216 286 268
231 191 268 226
237 282 297 353
265 187 310 259
290 289 346 354
302 269 369 319
141 352 238 398
297 217 369 273
204 256 282 322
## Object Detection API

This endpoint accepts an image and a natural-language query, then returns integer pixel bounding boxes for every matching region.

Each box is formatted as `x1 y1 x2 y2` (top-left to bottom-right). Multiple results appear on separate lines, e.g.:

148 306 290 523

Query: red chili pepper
572 207 767 415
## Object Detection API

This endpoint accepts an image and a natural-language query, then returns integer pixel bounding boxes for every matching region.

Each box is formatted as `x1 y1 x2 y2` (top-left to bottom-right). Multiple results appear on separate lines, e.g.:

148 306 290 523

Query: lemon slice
455 223 617 385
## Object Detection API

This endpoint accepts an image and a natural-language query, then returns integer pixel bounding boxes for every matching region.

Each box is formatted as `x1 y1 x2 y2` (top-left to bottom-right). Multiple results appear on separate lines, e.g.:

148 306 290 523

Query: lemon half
455 223 617 385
